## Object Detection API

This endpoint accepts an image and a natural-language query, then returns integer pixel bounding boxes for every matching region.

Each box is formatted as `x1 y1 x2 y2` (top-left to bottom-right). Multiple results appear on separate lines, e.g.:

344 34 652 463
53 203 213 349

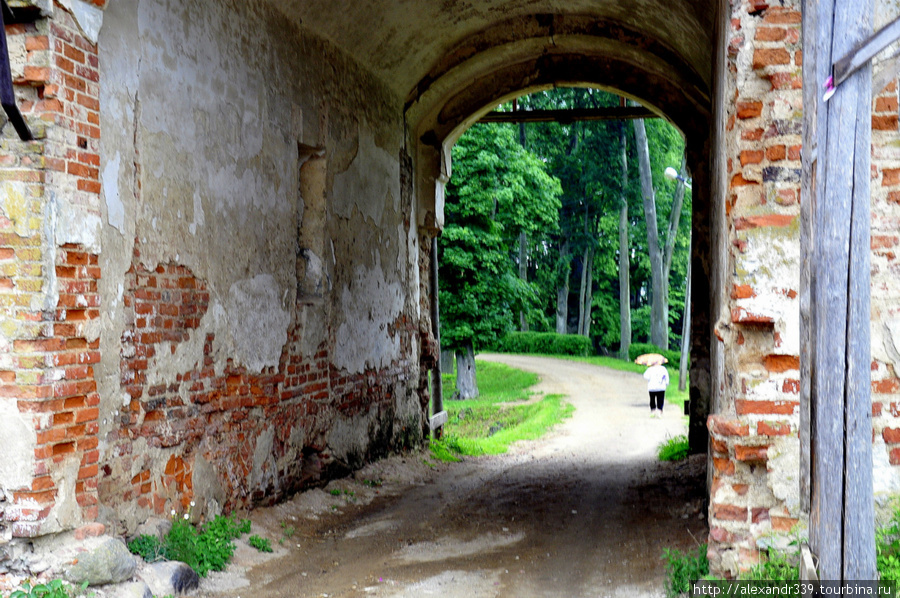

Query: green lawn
430 361 573 460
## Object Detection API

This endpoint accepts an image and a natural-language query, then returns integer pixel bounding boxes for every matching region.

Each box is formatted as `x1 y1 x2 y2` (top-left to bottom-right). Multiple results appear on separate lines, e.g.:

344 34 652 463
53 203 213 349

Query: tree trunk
577 247 588 336
633 117 667 350
519 231 528 332
679 244 691 392
581 246 594 337
454 341 479 399
618 121 632 360
556 242 570 334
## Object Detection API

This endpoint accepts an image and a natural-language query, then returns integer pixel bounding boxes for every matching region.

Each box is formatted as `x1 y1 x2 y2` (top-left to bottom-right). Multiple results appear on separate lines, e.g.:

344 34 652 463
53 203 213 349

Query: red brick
713 457 736 475
735 444 769 462
709 414 750 437
763 354 799 373
782 379 800 394
876 96 899 113
710 526 734 543
891 447 900 466
713 503 747 522
873 114 899 131
737 101 763 119
734 214 796 230
788 145 802 160
758 421 791 436
766 145 786 161
731 284 755 299
740 150 764 166
884 428 900 444
742 128 765 141
753 48 791 69
874 378 900 394
755 27 785 42
25 35 50 51
735 399 799 416
771 516 799 532
763 8 801 24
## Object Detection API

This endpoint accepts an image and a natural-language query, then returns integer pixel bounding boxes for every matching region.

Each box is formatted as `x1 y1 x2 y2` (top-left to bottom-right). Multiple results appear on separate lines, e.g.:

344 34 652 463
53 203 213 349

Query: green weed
658 434 690 462
878 503 900 583
10 579 87 598
662 544 709 598
248 535 273 553
127 513 251 577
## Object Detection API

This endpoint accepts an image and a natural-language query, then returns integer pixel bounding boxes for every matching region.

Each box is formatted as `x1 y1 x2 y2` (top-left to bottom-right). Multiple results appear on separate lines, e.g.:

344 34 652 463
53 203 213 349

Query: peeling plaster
103 152 125 233
57 0 104 44
250 427 277 493
55 197 102 253
766 437 800 517
226 275 291 372
332 128 401 226
334 262 404 374
873 318 900 374
0 399 36 491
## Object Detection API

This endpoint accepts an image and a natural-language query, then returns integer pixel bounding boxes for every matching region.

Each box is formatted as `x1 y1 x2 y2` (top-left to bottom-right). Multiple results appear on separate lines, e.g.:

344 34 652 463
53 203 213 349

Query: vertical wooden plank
799 0 817 523
805 0 876 581
839 0 875 577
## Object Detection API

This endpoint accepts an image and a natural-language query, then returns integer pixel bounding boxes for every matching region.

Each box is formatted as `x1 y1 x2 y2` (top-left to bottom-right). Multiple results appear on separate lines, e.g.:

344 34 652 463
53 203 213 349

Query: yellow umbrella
635 353 668 366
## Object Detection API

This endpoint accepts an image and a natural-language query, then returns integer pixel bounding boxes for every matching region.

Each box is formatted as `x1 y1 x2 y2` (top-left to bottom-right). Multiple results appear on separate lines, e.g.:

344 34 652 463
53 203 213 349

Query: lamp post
664 166 692 189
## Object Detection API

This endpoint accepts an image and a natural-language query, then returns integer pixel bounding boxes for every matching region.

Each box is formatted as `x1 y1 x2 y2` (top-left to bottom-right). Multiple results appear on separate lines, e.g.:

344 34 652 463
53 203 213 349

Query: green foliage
662 544 709 598
127 513 251 577
127 533 165 563
878 503 900 582
628 342 682 367
248 535 273 553
431 360 573 459
9 579 86 598
495 331 592 356
740 550 799 582
441 122 562 354
657 435 690 462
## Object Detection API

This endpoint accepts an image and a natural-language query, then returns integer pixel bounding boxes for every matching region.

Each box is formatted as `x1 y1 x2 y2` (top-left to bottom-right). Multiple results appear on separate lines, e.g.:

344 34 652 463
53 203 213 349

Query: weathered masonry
0 0 898 579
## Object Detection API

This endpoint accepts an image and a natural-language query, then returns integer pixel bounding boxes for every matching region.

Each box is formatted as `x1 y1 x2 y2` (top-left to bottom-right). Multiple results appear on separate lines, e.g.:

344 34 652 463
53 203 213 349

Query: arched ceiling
267 0 718 143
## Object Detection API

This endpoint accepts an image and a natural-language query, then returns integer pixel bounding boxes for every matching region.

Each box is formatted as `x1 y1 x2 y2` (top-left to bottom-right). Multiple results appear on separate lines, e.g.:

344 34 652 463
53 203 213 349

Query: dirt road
198 354 708 598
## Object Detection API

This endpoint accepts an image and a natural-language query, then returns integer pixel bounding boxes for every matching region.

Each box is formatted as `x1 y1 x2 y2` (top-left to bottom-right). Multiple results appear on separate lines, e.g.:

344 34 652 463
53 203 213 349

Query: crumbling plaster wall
96 0 427 531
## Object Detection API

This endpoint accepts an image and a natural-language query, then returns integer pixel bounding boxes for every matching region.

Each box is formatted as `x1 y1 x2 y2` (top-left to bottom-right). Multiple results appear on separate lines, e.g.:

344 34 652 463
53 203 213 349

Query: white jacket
643 364 670 392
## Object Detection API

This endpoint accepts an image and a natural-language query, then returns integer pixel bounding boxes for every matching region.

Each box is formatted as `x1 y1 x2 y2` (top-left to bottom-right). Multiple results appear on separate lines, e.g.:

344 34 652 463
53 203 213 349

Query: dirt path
198 354 708 598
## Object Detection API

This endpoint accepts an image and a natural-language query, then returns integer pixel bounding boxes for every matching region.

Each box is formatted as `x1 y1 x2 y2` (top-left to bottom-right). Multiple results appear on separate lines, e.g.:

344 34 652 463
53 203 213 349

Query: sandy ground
197 354 708 598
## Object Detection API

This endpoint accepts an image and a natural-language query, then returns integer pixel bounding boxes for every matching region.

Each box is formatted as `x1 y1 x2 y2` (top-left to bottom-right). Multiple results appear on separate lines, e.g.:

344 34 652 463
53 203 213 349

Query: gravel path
199 354 708 598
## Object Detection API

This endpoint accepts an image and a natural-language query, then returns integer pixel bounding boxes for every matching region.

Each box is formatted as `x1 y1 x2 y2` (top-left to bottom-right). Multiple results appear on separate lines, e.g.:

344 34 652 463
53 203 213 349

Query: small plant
362 479 383 487
658 435 690 462
740 549 799 582
249 535 273 552
127 510 251 578
279 521 297 545
10 579 87 598
878 503 900 582
662 544 709 598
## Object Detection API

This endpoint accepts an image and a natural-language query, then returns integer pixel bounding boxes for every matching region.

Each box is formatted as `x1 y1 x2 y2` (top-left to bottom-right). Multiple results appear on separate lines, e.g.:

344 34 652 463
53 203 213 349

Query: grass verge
489 352 690 412
430 360 573 460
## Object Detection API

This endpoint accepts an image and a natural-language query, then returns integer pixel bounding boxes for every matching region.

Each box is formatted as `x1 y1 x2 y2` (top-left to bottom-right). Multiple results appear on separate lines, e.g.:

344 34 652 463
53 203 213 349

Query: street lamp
664 166 692 190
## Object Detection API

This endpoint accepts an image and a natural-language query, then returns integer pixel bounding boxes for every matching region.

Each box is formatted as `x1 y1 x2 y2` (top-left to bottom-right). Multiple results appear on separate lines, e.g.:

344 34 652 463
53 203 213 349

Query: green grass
658 434 690 462
486 352 690 411
430 361 573 460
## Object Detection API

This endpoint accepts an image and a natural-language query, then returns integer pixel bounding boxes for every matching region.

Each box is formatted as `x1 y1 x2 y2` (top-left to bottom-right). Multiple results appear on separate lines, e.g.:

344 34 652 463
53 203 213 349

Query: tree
441 123 561 398
617 119 632 360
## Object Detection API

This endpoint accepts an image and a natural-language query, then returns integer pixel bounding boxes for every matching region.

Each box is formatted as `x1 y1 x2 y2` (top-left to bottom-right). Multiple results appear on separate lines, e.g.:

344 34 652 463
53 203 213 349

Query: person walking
643 361 669 417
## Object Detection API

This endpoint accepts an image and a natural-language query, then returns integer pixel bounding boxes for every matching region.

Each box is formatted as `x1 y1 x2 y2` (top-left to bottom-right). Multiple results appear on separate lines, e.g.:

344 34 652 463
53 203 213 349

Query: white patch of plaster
874 438 900 501
103 152 125 233
43 456 81 532
189 191 205 235
1 182 29 237
332 128 401 226
0 399 36 490
55 200 102 253
57 0 104 44
327 410 378 465
226 275 291 372
873 318 900 374
766 437 800 517
334 263 404 374
250 427 276 493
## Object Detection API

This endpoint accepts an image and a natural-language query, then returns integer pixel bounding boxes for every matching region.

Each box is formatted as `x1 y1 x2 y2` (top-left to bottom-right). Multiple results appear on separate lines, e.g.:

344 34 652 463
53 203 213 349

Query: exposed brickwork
714 0 804 576
1 4 102 537
97 239 424 520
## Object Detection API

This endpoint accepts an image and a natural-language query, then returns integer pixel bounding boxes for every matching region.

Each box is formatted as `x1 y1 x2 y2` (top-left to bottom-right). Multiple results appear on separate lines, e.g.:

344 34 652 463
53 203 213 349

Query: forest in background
439 87 691 390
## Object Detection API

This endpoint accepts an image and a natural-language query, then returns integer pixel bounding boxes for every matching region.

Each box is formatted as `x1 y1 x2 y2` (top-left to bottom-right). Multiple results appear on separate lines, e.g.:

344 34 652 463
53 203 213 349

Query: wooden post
430 236 445 437
802 0 876 581
679 237 691 393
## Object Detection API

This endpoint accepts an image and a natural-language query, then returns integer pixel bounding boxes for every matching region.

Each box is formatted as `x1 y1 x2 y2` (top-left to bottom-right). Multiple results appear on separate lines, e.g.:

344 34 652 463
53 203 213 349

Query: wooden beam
479 106 658 124
803 0 876 581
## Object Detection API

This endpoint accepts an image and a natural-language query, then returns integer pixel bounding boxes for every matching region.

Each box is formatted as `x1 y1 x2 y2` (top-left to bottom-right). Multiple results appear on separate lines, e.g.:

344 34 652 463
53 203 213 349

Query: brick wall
1 3 103 537
712 0 804 576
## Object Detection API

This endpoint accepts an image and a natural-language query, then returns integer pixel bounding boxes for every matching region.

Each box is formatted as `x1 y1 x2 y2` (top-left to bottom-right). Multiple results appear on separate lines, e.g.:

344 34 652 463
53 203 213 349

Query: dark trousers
649 391 665 411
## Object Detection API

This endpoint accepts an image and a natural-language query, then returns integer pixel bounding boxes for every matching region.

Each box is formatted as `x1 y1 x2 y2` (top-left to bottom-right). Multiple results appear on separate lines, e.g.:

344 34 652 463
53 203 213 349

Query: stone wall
1 0 432 542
